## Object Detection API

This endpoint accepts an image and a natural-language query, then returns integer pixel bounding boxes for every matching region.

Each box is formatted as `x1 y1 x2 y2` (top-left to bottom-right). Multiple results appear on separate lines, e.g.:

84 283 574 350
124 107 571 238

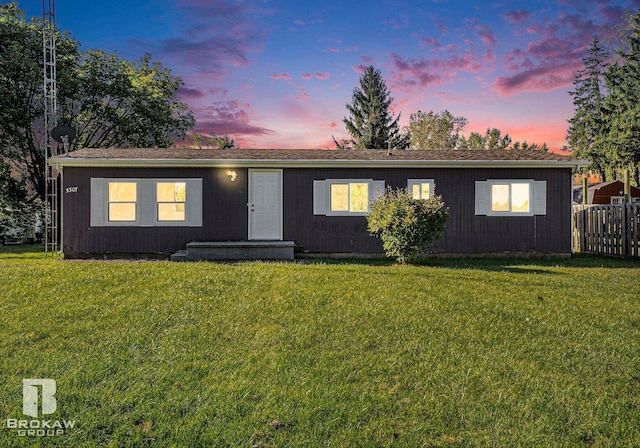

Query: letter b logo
23 379 57 418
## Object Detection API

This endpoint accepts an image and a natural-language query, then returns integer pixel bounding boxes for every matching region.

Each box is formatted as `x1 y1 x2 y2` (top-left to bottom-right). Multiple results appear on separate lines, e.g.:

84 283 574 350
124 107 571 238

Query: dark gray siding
282 167 572 254
62 165 572 255
62 167 248 255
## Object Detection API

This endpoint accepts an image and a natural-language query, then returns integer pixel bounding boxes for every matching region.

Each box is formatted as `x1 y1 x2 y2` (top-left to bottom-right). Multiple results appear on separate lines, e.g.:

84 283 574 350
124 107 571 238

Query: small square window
408 179 434 199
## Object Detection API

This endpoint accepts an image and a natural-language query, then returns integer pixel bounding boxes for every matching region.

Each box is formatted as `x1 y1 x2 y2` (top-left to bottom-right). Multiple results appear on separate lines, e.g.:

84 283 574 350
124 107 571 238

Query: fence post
622 203 628 257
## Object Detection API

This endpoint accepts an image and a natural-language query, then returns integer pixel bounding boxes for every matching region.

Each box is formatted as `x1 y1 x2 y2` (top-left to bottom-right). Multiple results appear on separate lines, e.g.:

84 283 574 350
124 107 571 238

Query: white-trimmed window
475 180 546 216
91 178 202 227
313 179 385 216
108 182 137 222
157 182 186 221
408 179 434 199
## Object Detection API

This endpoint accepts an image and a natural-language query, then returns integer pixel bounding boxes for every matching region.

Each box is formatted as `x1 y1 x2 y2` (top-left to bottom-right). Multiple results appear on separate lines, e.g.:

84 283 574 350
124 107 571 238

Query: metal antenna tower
43 0 59 254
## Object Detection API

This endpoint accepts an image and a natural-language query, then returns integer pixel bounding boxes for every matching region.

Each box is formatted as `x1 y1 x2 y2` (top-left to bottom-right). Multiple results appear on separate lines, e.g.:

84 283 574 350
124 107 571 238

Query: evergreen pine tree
567 35 610 180
341 66 407 149
604 12 640 185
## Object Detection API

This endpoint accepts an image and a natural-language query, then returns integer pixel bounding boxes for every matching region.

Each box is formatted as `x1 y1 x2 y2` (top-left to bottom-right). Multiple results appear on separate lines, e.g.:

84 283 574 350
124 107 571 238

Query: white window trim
313 179 385 216
475 179 546 217
157 181 187 223
107 181 139 224
487 179 534 216
327 179 371 216
91 178 203 227
407 179 435 199
610 196 625 205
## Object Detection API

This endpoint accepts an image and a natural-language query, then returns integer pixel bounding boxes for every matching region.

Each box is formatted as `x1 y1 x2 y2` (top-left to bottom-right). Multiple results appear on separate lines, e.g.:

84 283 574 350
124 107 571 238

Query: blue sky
18 0 640 150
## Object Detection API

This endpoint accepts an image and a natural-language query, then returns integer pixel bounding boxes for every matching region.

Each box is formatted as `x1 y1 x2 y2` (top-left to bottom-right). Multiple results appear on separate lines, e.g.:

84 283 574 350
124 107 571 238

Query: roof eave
49 157 590 169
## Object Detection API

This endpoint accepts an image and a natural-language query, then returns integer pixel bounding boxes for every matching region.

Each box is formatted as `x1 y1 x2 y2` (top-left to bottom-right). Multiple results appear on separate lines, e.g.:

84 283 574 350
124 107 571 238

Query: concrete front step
170 241 296 261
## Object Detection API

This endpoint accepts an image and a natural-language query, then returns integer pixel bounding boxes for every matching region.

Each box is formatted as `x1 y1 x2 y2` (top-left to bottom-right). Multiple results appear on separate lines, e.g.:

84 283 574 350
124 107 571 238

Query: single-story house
49 148 587 260
573 180 640 205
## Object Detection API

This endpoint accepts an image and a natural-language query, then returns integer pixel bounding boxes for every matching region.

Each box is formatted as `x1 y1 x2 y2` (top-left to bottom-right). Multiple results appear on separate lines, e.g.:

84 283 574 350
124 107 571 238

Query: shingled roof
50 148 587 168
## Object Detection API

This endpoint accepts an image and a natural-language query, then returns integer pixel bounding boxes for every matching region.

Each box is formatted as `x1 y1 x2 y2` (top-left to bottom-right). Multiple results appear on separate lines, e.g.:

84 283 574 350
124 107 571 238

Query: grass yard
0 247 639 447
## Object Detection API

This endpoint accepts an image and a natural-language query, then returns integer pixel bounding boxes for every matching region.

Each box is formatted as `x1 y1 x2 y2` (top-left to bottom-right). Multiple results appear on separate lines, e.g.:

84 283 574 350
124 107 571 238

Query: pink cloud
177 86 206 99
493 9 613 97
315 72 330 80
351 64 368 73
301 73 313 80
493 64 577 96
502 10 532 24
468 19 497 46
270 73 291 81
391 50 494 90
190 100 272 136
391 55 442 89
294 87 311 102
327 47 339 53
597 4 626 23
384 15 409 30
137 0 269 78
415 35 444 51
293 19 304 25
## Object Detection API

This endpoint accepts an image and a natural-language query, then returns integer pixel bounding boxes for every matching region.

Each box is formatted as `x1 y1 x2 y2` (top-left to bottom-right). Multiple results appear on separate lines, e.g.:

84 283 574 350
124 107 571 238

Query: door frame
248 169 283 240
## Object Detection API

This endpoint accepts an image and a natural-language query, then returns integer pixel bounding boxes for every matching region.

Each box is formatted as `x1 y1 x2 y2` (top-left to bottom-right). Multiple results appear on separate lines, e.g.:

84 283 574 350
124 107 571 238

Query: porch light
227 170 237 182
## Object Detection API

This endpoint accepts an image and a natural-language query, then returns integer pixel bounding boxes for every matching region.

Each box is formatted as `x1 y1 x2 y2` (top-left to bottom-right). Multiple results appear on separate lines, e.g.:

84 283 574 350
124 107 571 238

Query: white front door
249 169 282 240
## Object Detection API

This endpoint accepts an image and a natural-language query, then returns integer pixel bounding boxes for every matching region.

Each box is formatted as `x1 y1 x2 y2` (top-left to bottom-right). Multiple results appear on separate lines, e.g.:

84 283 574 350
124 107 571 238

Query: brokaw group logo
5 379 76 437
23 379 57 417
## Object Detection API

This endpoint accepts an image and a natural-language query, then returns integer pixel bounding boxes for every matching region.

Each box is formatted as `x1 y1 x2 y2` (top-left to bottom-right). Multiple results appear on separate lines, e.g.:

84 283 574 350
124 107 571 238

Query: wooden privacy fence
572 204 640 257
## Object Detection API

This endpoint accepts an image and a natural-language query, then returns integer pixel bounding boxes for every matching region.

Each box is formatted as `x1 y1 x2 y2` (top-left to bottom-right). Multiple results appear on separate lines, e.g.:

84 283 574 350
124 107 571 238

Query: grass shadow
2 245 638 271
297 253 640 273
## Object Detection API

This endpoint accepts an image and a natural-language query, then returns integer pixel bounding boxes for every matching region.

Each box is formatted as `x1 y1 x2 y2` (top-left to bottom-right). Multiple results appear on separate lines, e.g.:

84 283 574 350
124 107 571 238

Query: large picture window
91 178 202 227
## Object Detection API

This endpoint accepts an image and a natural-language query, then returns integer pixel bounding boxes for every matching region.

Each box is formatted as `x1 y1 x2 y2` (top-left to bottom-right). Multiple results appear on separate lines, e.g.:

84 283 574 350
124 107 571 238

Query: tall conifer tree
339 66 407 149
604 11 640 184
567 35 610 180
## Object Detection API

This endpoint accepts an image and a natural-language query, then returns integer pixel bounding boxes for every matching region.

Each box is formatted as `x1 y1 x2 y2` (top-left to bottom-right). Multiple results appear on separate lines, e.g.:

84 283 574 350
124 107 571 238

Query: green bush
367 188 449 263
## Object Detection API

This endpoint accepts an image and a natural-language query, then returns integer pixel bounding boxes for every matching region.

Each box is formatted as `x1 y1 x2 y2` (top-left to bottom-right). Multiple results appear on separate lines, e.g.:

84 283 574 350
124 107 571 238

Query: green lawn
0 248 639 447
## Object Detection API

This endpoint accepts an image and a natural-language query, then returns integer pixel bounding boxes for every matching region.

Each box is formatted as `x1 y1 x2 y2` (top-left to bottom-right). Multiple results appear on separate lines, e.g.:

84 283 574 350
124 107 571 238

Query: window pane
109 203 136 221
157 182 186 202
350 183 369 212
421 183 430 199
330 184 349 211
109 182 136 202
511 183 530 212
491 184 510 212
158 203 186 221
412 184 421 199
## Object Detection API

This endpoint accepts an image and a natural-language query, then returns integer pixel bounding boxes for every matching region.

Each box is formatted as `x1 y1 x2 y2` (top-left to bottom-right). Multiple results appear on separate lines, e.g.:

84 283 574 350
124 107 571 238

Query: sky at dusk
18 0 640 150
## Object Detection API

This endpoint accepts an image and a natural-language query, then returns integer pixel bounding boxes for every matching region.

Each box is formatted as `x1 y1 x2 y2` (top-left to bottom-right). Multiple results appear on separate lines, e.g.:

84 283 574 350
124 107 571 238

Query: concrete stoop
170 241 295 261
